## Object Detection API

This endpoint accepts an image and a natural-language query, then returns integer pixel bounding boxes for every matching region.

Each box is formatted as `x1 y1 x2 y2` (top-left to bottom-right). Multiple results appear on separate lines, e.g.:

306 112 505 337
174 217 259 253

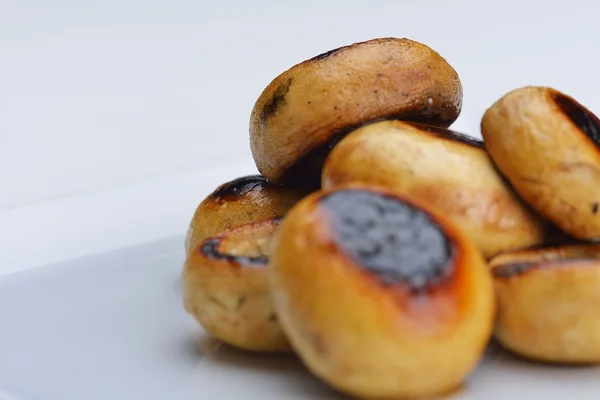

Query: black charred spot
377 73 384 78
386 111 457 128
373 90 378 94
593 203 598 214
320 189 454 292
492 262 534 278
199 237 269 268
493 257 596 278
268 313 277 322
552 91 600 148
279 129 348 188
307 100 312 105
309 45 348 61
520 242 567 252
208 175 272 202
260 78 293 121
406 122 484 149
543 227 580 246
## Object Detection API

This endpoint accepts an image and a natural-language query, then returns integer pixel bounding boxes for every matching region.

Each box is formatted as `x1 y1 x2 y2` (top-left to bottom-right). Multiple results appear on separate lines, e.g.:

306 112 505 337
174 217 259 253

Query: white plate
1 237 599 400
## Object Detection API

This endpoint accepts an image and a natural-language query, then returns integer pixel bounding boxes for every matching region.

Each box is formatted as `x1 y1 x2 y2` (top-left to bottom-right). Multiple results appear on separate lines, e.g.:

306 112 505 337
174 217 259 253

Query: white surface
0 160 257 277
1 239 600 400
3 0 600 209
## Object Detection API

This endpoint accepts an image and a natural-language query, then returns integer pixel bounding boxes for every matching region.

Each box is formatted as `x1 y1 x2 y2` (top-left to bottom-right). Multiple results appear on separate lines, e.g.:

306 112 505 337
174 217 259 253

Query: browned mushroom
184 174 308 256
269 183 495 399
490 242 600 364
481 86 600 240
250 37 463 186
182 218 292 353
321 119 549 259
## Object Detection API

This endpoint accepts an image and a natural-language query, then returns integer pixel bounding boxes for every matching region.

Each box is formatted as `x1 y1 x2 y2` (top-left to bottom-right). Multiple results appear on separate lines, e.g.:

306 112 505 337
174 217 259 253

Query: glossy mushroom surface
490 243 600 364
322 120 549 259
269 184 495 399
250 37 463 186
481 86 600 240
184 174 308 256
182 218 291 353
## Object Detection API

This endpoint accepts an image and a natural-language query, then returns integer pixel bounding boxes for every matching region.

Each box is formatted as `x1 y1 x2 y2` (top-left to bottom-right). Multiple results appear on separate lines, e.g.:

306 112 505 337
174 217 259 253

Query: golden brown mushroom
250 37 463 186
184 174 308 256
490 242 600 364
269 184 495 399
182 217 292 353
481 86 600 240
322 120 549 259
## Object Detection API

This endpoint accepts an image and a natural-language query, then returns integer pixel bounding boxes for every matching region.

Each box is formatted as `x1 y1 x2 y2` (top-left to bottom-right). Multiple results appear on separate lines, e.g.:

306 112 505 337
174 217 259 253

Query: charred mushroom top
319 189 454 291
270 183 493 327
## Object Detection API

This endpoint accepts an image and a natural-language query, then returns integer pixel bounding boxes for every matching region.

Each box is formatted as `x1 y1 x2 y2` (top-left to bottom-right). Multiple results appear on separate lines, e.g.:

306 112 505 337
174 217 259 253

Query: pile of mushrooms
181 37 600 399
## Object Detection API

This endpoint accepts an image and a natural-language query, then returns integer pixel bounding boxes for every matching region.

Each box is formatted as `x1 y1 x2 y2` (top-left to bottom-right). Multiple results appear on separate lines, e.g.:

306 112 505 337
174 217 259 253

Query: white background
2 0 600 272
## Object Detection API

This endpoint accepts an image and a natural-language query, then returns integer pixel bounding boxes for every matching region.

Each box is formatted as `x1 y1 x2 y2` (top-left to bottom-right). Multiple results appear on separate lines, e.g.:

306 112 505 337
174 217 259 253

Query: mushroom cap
481 86 600 240
184 174 308 256
250 37 463 185
322 119 549 258
490 243 600 364
182 218 292 353
269 183 495 399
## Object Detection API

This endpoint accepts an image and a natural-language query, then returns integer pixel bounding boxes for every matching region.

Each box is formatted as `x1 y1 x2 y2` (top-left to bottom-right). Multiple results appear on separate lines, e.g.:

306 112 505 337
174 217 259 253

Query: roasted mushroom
481 86 600 240
250 37 463 186
490 243 600 364
322 120 549 259
269 184 495 399
182 217 291 353
184 175 308 256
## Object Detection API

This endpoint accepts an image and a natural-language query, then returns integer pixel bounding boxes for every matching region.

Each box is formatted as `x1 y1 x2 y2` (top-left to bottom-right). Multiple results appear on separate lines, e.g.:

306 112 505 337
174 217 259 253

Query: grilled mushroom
490 243 600 364
250 37 463 186
184 175 307 256
182 218 291 353
269 184 495 399
322 120 549 258
481 86 600 240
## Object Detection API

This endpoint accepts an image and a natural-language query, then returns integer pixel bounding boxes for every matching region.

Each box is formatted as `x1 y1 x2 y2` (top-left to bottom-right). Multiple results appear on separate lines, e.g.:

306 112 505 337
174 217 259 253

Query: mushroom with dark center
268 184 495 399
